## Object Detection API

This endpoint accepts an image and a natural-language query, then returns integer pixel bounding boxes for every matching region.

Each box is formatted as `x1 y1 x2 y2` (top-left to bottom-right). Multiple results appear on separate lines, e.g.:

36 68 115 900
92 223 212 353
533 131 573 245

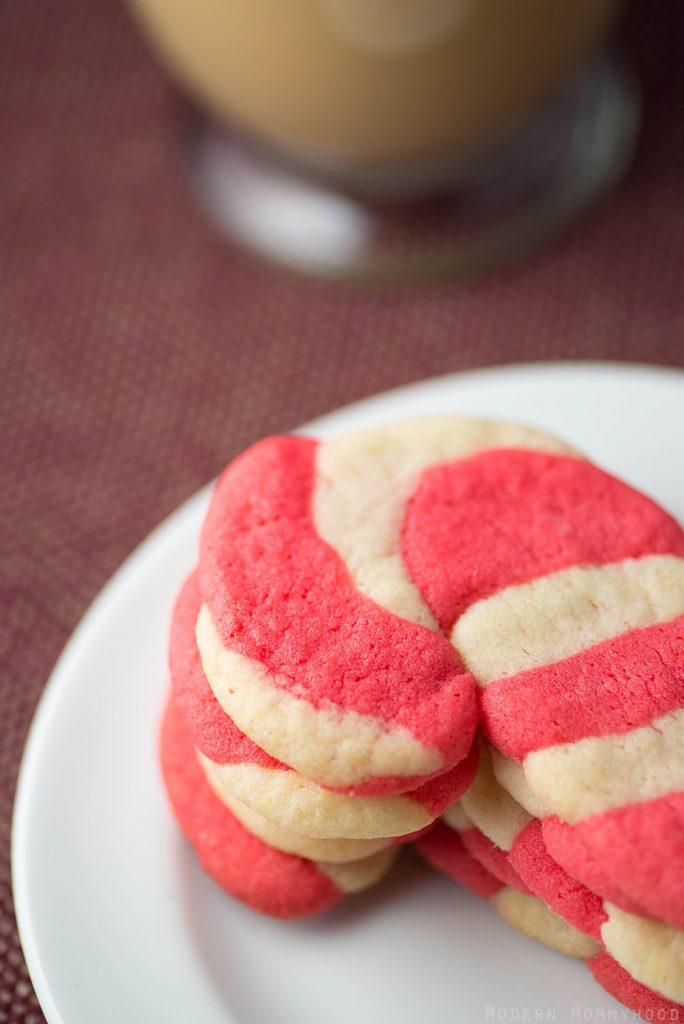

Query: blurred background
1 1 683 1017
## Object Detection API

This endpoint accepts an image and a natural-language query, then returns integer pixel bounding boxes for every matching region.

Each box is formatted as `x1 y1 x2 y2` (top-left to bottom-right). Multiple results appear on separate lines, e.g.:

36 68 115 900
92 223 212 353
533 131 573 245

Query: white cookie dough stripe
461 743 532 851
319 848 398 894
494 888 600 959
452 555 684 685
601 904 684 1004
197 756 435 840
313 418 575 630
522 708 684 823
196 604 442 787
489 748 550 819
200 761 392 862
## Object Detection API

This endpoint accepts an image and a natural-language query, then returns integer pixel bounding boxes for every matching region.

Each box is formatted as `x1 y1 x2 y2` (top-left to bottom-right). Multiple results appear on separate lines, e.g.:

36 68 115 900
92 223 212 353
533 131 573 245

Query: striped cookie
171 572 478 839
196 417 684 921
197 419 575 794
395 437 684 927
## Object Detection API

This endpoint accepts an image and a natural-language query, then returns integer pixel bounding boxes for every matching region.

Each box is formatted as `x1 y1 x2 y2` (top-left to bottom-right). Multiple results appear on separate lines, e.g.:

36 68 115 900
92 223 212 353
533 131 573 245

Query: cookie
205 782 395 864
172 572 478 839
197 419 574 794
405 450 684 928
159 696 397 918
170 572 284 771
199 748 477 841
162 414 684 1018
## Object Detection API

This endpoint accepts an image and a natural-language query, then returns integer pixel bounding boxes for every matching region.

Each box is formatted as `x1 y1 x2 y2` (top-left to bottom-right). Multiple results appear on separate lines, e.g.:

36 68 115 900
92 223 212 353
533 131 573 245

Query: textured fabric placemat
1 0 683 1018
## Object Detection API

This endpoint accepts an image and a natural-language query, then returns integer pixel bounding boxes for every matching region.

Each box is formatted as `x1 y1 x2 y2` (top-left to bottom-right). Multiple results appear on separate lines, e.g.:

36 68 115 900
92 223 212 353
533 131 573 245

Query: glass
128 0 639 281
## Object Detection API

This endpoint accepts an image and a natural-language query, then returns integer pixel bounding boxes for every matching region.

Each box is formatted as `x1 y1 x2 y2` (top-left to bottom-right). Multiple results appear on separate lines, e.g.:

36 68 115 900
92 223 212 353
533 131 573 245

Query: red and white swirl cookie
386 421 683 928
196 419 575 795
172 572 477 840
163 414 684 1008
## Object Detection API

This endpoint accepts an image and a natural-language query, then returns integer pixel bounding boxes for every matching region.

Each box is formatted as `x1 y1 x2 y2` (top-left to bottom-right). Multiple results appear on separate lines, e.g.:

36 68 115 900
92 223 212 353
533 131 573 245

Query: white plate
13 362 684 1024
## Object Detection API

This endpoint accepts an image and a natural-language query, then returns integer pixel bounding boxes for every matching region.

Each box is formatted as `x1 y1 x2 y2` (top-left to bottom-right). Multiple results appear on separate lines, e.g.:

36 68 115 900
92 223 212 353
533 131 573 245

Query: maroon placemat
1 0 683 1019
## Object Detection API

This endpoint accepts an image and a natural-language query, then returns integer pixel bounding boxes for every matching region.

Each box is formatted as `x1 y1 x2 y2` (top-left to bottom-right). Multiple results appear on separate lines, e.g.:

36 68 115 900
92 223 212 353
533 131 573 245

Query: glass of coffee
127 0 638 280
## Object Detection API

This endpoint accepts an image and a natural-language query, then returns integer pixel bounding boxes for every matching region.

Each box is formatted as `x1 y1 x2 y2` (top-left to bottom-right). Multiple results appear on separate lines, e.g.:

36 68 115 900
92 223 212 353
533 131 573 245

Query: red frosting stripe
541 816 646 915
402 449 684 631
480 616 684 758
416 822 503 900
170 571 286 769
574 793 684 931
412 744 479 816
199 435 476 775
509 820 607 941
159 696 341 919
588 953 684 1022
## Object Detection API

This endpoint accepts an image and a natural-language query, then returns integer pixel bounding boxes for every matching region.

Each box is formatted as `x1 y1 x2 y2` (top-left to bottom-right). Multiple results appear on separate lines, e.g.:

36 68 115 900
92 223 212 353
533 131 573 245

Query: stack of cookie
161 569 477 918
160 418 683 1019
